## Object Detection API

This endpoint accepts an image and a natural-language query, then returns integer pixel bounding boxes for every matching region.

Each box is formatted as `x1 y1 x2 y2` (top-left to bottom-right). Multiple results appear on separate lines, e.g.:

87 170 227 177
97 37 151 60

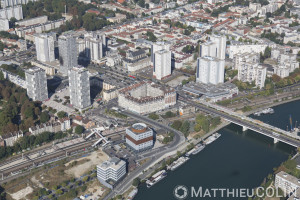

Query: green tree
180 121 190 137
146 31 157 42
40 111 50 123
75 125 85 134
82 176 89 182
9 17 17 28
132 177 141 187
171 120 182 130
57 111 67 119
148 113 159 120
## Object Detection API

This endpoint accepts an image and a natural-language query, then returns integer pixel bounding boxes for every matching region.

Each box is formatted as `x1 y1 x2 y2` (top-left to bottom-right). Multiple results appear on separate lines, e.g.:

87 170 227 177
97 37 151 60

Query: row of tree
0 70 51 135
0 131 67 160
194 114 221 133
171 120 190 137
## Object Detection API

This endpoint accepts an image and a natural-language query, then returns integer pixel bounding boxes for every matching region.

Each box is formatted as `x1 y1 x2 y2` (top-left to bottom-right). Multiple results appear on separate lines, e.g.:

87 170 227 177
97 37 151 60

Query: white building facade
275 171 300 197
25 67 48 101
237 63 267 88
196 56 225 85
68 66 91 110
97 157 126 182
35 33 56 63
153 49 171 80
58 34 77 76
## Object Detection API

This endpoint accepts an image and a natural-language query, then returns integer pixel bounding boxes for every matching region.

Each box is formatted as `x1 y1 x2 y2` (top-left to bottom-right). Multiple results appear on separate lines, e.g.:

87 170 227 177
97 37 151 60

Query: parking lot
44 87 76 114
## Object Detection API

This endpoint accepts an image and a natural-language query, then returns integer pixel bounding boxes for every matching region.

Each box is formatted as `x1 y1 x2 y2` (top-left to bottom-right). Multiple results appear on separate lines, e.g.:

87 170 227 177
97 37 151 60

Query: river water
134 100 300 200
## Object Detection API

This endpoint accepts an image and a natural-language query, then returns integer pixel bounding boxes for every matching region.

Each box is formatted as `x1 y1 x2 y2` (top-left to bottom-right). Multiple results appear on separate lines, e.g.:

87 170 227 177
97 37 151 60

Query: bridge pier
274 138 278 144
242 126 248 132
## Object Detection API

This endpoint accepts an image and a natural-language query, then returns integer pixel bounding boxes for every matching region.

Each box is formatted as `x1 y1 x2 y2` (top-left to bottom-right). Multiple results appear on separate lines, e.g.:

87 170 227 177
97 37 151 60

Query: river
133 100 300 200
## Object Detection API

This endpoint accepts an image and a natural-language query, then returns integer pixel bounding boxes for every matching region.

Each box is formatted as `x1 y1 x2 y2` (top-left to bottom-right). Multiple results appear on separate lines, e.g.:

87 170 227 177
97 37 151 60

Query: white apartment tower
151 41 170 63
0 18 9 31
97 157 126 182
58 34 77 76
25 67 48 101
153 49 171 80
68 66 91 110
1 0 38 8
237 63 267 88
85 37 103 62
0 5 23 20
196 56 225 85
35 33 56 63
210 34 226 60
200 34 226 60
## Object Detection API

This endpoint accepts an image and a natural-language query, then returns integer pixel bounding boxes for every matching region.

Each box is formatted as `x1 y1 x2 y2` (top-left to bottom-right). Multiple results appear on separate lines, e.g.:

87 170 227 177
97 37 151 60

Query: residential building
0 68 27 88
97 157 126 188
200 34 226 60
228 43 269 59
126 123 154 152
34 33 56 63
1 0 38 8
68 66 91 110
58 34 77 76
16 15 48 27
25 67 48 101
0 18 9 31
86 37 103 62
196 56 225 85
234 52 267 88
151 41 170 63
233 52 260 70
15 18 65 38
209 34 226 60
237 63 267 88
77 32 105 64
0 131 23 146
29 122 61 135
118 81 176 114
153 49 171 80
275 171 300 197
274 65 291 78
0 5 23 20
59 117 71 131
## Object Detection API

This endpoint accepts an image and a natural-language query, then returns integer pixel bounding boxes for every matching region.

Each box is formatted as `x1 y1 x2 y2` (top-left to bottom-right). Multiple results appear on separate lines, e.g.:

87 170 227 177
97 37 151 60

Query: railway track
0 130 125 180
0 140 94 177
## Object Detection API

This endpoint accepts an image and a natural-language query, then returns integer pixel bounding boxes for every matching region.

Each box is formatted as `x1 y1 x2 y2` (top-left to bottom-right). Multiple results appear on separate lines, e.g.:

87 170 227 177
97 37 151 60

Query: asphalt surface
103 110 186 200
178 95 300 148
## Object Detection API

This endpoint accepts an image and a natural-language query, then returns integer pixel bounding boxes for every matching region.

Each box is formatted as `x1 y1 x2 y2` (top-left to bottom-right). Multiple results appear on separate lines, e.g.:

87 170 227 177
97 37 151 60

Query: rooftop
98 157 126 171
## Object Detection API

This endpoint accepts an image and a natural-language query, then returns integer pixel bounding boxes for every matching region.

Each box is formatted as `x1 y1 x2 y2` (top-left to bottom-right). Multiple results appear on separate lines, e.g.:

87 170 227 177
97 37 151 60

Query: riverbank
244 96 300 116
132 98 300 200
134 123 294 200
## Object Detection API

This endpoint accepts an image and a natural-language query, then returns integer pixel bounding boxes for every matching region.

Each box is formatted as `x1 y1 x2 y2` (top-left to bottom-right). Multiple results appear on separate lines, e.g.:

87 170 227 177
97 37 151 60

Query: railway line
0 128 126 181
0 140 94 179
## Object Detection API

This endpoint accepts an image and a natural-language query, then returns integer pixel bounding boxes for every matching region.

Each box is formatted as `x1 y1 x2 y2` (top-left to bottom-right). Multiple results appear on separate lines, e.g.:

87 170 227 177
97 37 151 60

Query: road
178 95 300 148
103 110 186 199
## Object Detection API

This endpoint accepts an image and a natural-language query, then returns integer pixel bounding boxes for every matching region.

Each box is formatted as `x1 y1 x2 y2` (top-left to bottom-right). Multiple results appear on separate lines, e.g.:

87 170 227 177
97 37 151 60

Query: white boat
192 144 205 155
204 135 216 145
146 170 167 188
213 132 221 139
168 157 190 171
254 108 274 116
185 148 195 156
127 188 138 200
